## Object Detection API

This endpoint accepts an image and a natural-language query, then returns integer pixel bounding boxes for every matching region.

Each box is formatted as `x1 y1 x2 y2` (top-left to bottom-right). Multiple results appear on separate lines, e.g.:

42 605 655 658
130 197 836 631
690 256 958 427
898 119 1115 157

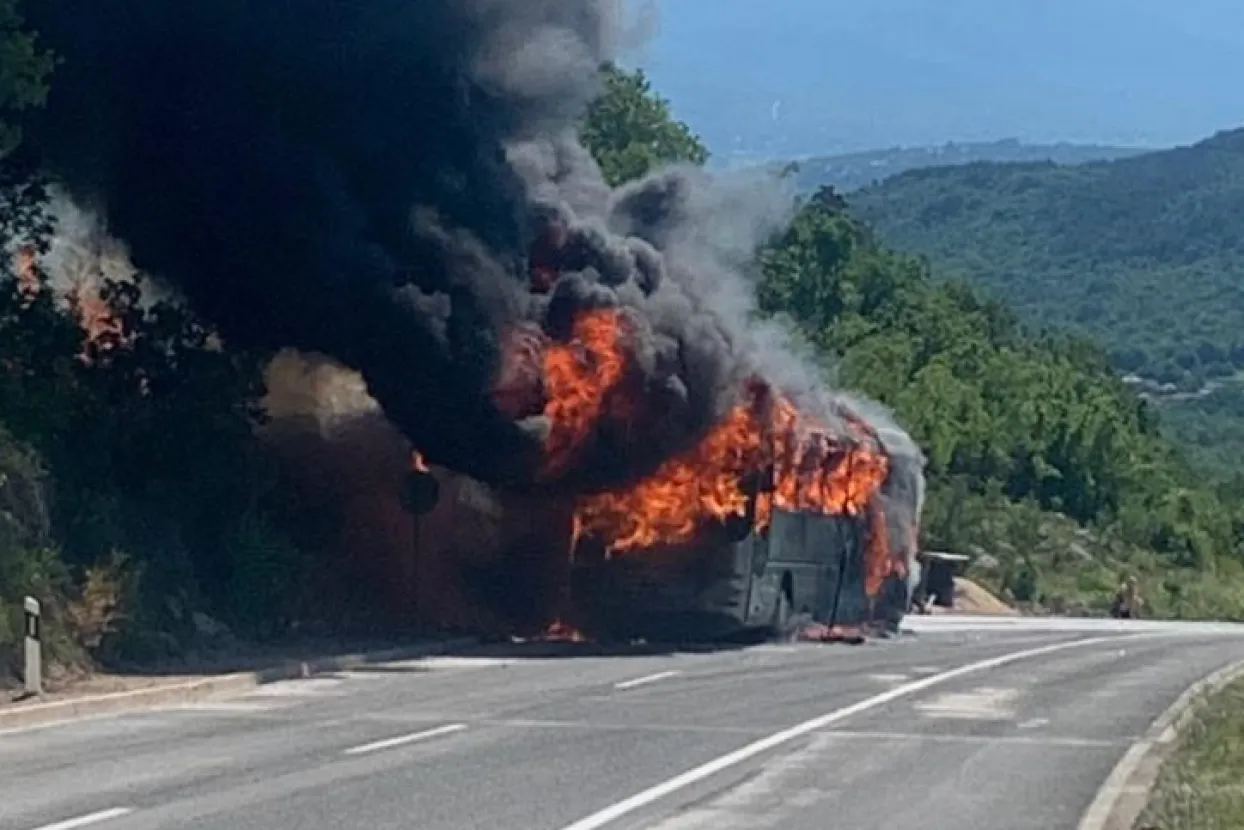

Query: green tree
0 0 55 156
580 63 709 186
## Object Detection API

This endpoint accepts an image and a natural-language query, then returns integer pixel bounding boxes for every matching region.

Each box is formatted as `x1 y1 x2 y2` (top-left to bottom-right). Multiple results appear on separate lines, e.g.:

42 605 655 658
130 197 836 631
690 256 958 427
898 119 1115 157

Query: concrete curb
0 636 479 733
1076 656 1244 830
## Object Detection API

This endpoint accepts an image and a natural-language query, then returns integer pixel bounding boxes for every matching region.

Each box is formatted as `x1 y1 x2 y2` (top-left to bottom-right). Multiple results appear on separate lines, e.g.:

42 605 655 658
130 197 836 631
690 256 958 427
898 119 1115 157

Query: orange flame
864 501 893 598
541 619 587 643
510 307 891 559
9 247 124 358
573 379 888 557
537 308 631 480
13 245 39 302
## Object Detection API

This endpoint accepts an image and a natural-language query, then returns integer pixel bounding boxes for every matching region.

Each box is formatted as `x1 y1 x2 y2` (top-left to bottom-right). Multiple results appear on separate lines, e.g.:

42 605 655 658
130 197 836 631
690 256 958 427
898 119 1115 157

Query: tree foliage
0 0 54 156
848 127 1244 485
580 63 709 187
849 130 1244 392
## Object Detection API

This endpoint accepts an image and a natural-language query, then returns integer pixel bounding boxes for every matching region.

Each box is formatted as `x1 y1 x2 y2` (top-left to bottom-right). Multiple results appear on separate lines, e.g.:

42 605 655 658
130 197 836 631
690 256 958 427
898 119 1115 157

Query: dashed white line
556 635 1127 830
30 807 134 830
342 723 467 756
614 670 681 690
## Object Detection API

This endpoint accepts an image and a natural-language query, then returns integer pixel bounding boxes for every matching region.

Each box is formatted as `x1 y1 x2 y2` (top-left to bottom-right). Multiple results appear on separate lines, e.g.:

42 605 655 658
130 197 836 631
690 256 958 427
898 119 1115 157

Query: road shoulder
0 635 478 732
1077 656 1244 830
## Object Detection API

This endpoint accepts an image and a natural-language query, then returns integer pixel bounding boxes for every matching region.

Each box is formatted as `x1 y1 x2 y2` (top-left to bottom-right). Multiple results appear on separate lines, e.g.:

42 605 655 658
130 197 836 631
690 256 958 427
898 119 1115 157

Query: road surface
3 616 1243 830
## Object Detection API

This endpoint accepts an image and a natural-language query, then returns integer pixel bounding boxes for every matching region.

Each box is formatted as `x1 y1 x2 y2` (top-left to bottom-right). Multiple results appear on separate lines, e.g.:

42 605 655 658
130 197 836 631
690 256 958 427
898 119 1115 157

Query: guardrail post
23 596 42 697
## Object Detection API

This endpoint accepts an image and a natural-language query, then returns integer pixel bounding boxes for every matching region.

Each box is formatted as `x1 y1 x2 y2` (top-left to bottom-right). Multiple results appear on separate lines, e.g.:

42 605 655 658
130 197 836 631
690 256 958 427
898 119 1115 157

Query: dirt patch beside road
947 577 1017 616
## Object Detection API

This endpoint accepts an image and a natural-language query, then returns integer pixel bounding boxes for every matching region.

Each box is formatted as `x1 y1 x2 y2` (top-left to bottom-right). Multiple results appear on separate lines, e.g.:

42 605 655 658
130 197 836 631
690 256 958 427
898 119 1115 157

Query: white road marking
494 718 762 736
30 807 134 830
905 614 1244 637
556 635 1126 830
1019 717 1050 729
867 673 910 683
402 656 517 670
171 701 291 713
333 671 395 681
342 723 467 756
614 671 681 690
246 677 345 697
820 729 1120 749
915 686 1019 721
753 645 799 654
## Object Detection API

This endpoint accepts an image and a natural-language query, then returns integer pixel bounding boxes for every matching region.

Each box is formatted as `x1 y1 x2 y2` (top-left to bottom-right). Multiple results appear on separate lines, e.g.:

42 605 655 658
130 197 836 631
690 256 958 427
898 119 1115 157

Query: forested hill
585 68 1244 620
849 127 1244 390
783 140 1145 194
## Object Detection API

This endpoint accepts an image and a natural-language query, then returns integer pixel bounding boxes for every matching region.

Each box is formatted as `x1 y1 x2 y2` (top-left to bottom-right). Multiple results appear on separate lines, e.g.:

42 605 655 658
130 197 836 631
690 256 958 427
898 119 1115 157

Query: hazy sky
626 0 1244 161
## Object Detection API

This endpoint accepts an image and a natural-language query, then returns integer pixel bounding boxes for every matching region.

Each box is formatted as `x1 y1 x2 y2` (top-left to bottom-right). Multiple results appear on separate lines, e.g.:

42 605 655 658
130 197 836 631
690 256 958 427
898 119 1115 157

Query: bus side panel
834 518 871 625
805 515 871 626
741 523 777 626
570 538 755 641
805 515 844 622
766 511 812 613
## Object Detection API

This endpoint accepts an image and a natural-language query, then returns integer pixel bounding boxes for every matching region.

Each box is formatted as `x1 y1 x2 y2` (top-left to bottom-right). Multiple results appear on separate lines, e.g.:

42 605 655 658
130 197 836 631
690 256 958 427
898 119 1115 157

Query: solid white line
614 671 681 690
1077 657 1244 830
342 723 467 756
820 729 1122 749
31 807 135 830
557 635 1125 830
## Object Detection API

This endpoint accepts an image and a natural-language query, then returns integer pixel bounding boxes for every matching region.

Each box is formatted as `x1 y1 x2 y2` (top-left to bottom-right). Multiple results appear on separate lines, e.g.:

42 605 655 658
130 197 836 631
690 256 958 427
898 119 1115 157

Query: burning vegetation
20 0 926 641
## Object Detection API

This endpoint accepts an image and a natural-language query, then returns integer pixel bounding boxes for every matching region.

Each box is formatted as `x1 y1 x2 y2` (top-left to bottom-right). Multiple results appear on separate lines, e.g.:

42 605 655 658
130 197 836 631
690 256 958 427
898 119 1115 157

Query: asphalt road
4 616 1244 830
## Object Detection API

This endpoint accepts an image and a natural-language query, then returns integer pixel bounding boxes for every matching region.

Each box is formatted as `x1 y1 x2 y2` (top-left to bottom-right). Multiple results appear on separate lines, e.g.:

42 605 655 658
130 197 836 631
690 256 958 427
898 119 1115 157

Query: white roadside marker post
23 595 42 697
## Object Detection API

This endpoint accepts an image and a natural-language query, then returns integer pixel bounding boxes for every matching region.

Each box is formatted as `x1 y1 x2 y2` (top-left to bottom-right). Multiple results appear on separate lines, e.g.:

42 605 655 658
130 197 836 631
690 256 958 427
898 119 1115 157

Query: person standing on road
1111 575 1142 619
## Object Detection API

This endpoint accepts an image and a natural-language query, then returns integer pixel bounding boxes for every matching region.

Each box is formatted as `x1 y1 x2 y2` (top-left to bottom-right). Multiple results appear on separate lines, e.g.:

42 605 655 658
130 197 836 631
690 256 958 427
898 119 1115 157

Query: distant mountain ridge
778 139 1147 193
848 126 1244 388
845 125 1244 476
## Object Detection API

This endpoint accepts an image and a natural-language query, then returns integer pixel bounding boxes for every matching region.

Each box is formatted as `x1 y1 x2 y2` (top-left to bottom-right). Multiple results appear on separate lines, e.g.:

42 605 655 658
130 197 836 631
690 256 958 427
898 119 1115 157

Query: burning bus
565 417 926 643
397 373 926 643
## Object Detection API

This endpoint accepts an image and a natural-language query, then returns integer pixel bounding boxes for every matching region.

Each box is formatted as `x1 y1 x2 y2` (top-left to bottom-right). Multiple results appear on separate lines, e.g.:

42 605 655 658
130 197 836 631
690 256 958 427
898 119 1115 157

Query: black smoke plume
24 0 795 492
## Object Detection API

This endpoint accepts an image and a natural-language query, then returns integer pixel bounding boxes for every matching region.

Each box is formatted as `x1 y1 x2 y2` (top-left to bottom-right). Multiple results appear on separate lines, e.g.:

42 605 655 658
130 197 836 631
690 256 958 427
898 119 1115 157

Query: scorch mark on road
557 635 1130 830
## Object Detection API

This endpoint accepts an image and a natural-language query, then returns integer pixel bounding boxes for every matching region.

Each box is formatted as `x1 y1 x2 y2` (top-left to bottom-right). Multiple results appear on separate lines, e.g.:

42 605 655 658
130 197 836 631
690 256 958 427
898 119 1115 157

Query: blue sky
624 0 1244 161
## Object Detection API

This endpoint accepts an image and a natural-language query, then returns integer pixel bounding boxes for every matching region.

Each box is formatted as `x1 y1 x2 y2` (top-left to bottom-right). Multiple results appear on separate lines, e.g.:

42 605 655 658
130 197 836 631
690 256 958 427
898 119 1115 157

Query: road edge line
557 633 1131 830
0 636 478 733
1076 655 1244 830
